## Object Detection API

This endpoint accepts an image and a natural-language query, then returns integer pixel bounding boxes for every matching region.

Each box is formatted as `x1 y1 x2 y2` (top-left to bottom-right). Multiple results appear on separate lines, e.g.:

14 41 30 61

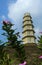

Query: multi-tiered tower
22 13 36 44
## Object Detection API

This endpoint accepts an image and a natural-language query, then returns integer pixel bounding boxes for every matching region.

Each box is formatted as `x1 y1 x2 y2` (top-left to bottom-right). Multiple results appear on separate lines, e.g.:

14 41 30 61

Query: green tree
38 35 42 50
0 40 12 65
2 21 26 63
0 43 4 65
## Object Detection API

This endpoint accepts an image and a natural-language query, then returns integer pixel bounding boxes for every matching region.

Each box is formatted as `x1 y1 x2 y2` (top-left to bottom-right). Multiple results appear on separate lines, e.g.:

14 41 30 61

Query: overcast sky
0 0 42 42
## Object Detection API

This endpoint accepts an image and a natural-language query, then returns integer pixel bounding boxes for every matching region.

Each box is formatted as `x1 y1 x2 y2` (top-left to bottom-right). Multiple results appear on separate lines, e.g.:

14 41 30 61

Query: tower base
23 43 37 46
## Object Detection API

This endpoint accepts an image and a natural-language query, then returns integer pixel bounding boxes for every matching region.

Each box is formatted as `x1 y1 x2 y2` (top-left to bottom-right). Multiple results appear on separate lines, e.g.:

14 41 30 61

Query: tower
22 13 36 44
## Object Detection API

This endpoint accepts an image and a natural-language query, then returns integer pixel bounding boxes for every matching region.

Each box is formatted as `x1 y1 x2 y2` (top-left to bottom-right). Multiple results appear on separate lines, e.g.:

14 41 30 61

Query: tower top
23 13 32 19
24 12 30 16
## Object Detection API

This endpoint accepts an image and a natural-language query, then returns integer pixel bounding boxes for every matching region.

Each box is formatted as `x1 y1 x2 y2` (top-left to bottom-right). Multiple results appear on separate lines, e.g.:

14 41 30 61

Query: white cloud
8 0 41 21
35 28 40 36
7 0 42 34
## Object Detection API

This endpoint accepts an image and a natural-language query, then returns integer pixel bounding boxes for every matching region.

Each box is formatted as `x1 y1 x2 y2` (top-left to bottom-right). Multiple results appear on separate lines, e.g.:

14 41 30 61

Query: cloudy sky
0 0 42 42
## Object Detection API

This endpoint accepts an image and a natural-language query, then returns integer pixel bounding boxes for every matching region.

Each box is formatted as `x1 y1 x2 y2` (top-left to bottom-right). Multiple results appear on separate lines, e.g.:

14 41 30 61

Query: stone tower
22 13 36 44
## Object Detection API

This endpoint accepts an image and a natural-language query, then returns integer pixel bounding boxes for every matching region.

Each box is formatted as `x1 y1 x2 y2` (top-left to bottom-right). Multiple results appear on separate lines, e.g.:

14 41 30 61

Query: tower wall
22 13 36 44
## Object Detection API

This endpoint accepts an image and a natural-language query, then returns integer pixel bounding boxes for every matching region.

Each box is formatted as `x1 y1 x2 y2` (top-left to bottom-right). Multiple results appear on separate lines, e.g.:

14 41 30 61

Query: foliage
27 57 42 65
2 21 26 63
0 42 13 65
38 35 42 50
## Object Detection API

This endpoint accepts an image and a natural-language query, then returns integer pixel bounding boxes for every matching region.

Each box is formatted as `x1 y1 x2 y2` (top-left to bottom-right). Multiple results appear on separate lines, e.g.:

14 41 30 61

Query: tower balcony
23 26 35 32
23 20 32 25
23 19 33 23
23 33 34 37
22 29 35 33
23 25 33 30
23 24 34 28
23 17 31 21
22 36 36 44
22 35 36 39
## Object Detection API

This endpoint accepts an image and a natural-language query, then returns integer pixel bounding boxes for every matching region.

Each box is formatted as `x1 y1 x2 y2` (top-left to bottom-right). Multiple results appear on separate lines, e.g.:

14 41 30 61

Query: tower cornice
22 36 36 39
23 15 32 19
22 29 35 33
22 24 34 28
23 20 33 23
